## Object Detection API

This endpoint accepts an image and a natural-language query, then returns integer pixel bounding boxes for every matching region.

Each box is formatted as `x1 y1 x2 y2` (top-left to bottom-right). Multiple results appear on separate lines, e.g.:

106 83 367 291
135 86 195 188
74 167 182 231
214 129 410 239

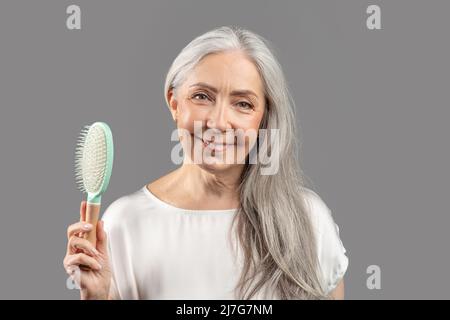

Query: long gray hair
164 26 328 299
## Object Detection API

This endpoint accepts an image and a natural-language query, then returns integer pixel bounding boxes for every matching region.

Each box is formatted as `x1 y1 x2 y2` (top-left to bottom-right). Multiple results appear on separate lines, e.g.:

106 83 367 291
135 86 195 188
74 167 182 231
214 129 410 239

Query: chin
197 161 236 173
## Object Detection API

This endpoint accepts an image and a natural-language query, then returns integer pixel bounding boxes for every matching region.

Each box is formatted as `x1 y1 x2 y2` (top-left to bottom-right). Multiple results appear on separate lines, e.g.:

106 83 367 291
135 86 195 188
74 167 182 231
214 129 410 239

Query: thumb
96 220 108 254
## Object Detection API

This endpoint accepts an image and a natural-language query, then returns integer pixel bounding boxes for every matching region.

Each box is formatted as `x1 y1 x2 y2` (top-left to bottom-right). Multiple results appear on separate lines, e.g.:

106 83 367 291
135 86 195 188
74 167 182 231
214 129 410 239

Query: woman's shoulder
101 171 176 228
101 185 151 230
301 187 347 248
301 187 349 294
301 187 337 236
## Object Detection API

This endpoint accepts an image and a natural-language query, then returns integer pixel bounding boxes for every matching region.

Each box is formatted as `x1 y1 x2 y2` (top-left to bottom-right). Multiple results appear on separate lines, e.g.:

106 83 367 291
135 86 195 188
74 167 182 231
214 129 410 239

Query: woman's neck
185 164 240 194
178 163 242 205
147 164 244 210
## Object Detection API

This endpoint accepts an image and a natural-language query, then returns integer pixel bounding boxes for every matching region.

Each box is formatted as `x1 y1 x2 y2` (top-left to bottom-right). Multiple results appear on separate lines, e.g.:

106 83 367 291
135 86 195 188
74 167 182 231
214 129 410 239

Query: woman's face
168 50 266 173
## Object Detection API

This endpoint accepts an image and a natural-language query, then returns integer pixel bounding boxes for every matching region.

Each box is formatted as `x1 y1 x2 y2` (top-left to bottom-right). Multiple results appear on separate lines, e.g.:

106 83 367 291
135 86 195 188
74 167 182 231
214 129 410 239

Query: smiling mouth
194 135 236 151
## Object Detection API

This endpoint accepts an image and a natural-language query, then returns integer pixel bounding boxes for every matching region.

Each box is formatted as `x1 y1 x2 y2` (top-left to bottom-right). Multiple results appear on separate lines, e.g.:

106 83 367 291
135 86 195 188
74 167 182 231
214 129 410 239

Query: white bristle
74 123 108 194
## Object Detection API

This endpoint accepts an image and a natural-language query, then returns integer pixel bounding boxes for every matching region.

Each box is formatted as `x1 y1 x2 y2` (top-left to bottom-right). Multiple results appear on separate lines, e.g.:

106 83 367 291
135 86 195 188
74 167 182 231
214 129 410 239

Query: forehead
184 51 264 95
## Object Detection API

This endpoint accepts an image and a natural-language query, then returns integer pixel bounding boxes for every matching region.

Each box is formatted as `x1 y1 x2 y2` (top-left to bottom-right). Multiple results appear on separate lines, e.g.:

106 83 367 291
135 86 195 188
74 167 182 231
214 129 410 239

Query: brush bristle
74 124 107 194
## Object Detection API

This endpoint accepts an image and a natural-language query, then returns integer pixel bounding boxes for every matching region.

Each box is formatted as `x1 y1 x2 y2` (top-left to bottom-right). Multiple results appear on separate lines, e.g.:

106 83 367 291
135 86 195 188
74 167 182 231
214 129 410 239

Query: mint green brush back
74 122 114 245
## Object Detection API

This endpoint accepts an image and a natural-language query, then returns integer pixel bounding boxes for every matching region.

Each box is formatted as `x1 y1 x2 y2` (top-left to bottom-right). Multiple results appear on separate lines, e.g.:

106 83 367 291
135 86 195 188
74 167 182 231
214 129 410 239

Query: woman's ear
167 88 178 122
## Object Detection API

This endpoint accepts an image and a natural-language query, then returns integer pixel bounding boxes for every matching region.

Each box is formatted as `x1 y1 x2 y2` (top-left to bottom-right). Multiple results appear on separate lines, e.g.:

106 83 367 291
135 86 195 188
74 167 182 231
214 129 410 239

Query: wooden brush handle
83 203 101 246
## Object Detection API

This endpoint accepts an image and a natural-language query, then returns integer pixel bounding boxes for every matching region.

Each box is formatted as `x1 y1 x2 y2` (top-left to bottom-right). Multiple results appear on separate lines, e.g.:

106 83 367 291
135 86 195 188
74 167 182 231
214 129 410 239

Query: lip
194 135 236 151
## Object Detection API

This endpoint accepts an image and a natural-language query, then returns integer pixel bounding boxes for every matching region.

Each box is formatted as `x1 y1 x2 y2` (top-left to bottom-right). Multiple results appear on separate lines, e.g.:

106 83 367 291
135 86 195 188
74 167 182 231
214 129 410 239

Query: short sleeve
303 188 349 295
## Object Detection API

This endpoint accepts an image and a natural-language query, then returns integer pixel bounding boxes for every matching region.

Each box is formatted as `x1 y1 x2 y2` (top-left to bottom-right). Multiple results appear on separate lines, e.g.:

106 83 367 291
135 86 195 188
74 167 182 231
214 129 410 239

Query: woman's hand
63 201 112 300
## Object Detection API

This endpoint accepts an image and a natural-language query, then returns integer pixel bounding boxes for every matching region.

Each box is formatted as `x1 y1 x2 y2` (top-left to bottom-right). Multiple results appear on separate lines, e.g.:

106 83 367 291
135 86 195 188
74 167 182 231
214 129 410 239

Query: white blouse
102 185 349 299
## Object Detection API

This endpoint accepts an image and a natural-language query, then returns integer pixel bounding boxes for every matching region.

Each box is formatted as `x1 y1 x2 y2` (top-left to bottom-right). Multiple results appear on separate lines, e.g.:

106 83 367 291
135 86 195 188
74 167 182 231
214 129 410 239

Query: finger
68 235 101 257
96 220 108 254
67 221 93 239
65 264 79 276
64 253 102 271
63 254 87 275
64 260 81 278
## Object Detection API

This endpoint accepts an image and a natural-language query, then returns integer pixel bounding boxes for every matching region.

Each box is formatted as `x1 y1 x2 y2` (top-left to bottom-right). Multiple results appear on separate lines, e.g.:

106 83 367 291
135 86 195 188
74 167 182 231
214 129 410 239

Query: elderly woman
63 25 348 300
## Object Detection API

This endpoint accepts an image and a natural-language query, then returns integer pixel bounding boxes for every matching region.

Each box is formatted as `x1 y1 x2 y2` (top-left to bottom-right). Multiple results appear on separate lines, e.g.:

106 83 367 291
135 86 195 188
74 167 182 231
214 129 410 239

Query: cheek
236 114 264 143
240 116 263 132
177 103 206 133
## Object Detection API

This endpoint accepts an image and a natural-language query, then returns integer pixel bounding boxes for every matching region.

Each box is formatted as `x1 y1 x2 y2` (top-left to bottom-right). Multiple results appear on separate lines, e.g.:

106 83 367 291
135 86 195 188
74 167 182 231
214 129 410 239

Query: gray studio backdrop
0 0 448 299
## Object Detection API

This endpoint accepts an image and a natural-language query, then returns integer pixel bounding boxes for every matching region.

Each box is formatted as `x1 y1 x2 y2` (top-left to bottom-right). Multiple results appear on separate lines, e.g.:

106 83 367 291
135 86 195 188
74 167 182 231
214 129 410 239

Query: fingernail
83 224 92 230
97 263 102 270
92 248 100 256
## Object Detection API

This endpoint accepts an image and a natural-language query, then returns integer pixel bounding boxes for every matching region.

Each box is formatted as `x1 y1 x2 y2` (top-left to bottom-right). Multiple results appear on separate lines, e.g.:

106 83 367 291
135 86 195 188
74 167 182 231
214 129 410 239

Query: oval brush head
75 122 114 204
74 121 114 244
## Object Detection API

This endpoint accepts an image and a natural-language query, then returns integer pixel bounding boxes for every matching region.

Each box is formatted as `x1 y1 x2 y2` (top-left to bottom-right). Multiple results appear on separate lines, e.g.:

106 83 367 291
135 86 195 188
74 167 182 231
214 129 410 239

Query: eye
192 93 211 101
236 101 253 110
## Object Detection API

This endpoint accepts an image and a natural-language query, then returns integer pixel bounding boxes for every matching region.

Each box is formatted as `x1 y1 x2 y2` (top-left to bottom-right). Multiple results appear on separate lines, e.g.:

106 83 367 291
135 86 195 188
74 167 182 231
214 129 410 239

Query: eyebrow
189 82 259 101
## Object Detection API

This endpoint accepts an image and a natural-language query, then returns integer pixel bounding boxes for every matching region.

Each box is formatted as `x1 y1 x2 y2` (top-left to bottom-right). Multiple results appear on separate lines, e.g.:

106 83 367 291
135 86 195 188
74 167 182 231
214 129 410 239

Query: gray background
0 0 448 299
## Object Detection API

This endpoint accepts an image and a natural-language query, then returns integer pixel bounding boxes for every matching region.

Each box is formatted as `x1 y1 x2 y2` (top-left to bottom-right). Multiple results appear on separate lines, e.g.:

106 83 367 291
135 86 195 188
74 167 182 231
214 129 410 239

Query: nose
206 100 231 132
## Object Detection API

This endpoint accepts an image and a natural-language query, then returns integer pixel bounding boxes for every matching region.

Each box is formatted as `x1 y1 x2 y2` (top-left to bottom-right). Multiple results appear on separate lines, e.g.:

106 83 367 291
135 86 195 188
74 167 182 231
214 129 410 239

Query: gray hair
164 25 329 299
